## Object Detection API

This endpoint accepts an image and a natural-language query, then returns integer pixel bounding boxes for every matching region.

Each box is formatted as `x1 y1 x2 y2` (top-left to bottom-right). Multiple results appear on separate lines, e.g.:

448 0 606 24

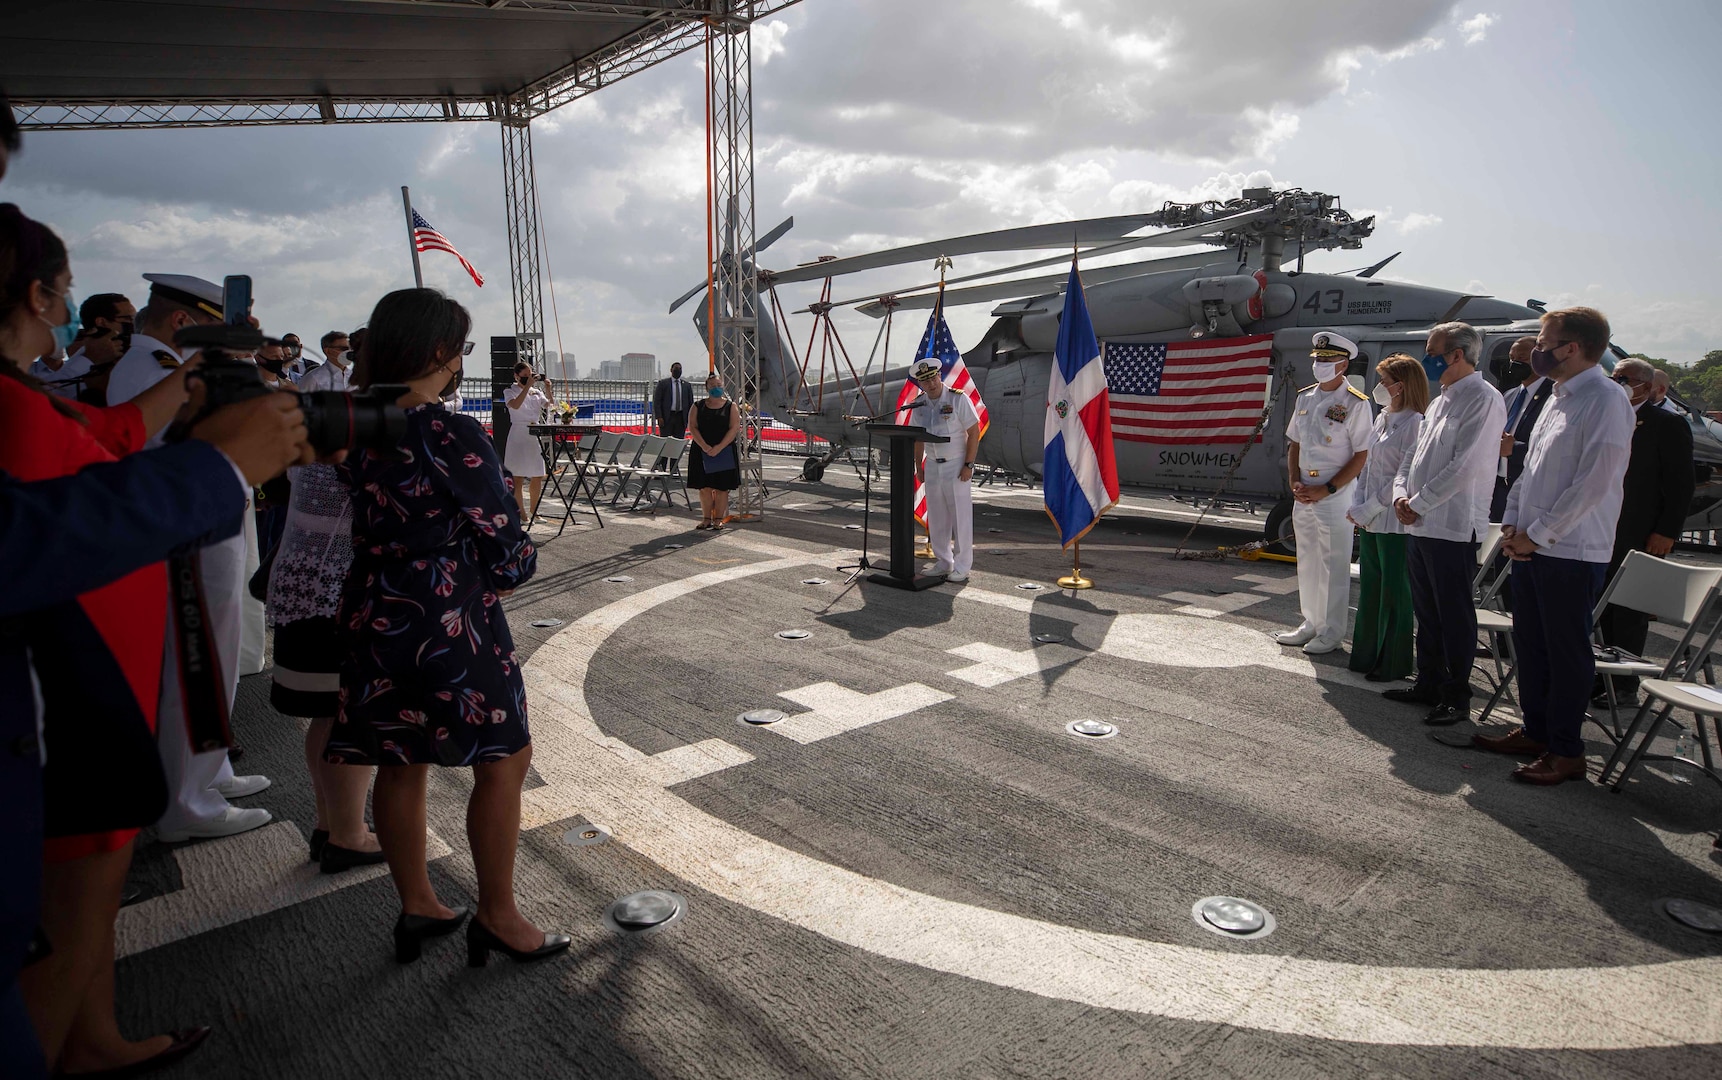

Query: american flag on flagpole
1103 334 1274 444
894 291 990 526
411 209 485 287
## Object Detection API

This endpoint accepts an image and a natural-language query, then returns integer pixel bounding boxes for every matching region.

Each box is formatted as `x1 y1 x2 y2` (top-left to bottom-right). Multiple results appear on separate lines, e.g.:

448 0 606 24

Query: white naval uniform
107 333 251 831
915 389 982 576
1286 381 1375 641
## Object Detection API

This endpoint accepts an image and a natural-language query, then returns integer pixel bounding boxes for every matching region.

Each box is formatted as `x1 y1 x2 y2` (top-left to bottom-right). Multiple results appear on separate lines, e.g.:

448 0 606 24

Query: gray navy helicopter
672 187 1722 546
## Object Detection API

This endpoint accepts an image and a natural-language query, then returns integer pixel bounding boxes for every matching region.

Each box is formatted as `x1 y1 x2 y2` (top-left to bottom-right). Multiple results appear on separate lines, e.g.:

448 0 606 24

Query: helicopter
673 187 1722 546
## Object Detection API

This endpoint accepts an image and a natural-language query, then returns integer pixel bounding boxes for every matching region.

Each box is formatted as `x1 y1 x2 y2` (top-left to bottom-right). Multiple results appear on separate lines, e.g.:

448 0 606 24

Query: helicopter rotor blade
667 215 796 314
1355 251 1401 278
836 206 1274 311
761 212 1171 288
855 251 1227 317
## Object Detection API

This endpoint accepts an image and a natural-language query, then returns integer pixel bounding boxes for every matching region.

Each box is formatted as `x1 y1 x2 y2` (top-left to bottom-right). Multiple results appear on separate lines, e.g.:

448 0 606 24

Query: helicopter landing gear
802 456 826 483
1264 497 1297 555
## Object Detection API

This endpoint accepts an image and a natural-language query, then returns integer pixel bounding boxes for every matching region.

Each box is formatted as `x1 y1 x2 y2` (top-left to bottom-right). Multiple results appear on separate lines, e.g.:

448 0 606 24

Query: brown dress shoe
1512 753 1587 785
1471 727 1547 756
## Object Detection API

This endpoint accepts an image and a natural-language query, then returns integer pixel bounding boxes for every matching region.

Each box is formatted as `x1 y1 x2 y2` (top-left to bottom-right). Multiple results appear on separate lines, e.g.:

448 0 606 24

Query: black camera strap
168 553 233 752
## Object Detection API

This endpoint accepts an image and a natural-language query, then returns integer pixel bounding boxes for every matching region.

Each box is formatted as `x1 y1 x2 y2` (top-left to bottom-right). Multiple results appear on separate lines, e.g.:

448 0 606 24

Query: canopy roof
3 0 798 128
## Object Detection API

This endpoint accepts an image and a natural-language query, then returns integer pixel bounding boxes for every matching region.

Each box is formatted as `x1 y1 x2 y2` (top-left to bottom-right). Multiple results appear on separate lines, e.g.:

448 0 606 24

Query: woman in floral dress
331 288 569 967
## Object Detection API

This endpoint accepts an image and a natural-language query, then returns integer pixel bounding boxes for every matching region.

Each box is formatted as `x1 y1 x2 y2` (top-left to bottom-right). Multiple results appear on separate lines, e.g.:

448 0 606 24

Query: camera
170 321 408 454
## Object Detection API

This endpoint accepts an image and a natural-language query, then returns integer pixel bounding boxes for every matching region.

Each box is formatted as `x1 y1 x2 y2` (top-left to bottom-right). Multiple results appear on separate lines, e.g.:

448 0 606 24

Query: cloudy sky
7 0 1719 371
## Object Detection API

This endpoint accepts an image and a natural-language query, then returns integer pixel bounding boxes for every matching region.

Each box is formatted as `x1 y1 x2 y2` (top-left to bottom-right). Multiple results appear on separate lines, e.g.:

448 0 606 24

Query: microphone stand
838 425 879 584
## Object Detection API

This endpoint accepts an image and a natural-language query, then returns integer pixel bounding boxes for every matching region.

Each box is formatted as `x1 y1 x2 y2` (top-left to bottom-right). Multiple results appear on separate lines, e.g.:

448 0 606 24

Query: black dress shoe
1422 704 1469 727
1383 686 1440 705
393 907 469 964
466 918 572 968
58 1026 211 1077
320 842 387 875
308 829 329 863
1363 672 1404 683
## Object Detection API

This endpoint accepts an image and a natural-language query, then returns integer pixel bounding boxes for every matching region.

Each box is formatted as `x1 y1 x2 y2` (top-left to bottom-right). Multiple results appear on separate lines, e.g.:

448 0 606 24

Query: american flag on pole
411 209 485 287
894 291 989 526
1103 334 1273 444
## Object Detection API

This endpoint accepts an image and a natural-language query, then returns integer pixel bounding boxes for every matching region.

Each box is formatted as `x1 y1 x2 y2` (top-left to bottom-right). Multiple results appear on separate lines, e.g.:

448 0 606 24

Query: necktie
671 381 679 411
1503 387 1526 435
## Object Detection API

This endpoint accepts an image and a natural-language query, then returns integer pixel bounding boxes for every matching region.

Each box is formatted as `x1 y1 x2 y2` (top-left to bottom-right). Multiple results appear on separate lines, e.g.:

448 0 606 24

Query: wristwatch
964 461 975 467
1324 481 1338 494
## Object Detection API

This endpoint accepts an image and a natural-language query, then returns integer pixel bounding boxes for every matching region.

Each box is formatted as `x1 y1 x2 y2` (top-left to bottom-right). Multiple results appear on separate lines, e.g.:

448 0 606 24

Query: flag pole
916 256 953 562
1055 235 1094 591
402 186 423 288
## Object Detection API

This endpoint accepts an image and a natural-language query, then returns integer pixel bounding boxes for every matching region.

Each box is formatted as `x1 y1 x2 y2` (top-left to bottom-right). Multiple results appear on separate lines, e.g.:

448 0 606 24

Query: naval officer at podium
910 357 983 583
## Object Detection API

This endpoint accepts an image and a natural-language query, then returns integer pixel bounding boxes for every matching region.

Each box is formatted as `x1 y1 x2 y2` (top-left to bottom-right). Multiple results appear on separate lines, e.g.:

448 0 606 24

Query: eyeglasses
462 341 475 356
1611 374 1644 386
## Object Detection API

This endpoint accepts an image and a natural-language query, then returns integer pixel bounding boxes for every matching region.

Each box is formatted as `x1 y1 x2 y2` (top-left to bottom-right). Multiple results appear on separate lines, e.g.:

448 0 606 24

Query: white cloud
1397 212 1444 234
1459 13 1497 46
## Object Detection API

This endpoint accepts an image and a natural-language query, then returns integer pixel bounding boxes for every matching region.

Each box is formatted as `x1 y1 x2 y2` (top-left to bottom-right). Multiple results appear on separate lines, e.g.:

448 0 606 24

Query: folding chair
1589 552 1722 744
1471 526 1519 724
603 434 649 506
612 435 666 507
623 437 690 511
1595 558 1722 788
583 431 625 498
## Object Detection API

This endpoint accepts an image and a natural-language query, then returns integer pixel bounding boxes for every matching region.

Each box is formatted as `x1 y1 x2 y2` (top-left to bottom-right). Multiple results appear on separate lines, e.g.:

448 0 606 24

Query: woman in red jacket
0 204 211 1075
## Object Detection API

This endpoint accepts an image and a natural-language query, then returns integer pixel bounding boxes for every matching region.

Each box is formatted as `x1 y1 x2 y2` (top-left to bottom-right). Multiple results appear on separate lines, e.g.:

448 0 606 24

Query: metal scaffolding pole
709 1 763 519
499 108 547 403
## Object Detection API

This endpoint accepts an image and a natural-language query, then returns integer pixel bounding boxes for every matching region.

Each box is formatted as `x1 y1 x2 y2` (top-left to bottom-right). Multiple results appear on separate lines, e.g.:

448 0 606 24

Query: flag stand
1057 540 1094 590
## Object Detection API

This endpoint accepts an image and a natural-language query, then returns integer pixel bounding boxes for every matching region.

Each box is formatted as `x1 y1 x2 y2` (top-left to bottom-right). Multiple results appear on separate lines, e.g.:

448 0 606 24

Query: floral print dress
328 404 538 767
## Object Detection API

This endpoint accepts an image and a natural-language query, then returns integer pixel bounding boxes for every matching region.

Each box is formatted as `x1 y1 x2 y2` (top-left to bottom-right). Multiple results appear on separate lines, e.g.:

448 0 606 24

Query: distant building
620 352 657 382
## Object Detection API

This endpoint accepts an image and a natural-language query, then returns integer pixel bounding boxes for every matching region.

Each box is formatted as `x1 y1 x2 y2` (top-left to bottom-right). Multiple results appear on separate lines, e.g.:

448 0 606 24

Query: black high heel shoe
393 907 469 964
465 918 572 968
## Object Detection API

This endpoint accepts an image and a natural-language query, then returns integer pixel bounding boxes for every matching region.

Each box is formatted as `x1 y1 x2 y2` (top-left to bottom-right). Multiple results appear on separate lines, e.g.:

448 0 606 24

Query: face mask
39 287 79 353
1372 383 1395 407
260 357 284 373
708 386 725 399
1314 359 1348 383
1529 345 1562 378
1502 360 1532 385
1421 352 1448 383
441 365 463 399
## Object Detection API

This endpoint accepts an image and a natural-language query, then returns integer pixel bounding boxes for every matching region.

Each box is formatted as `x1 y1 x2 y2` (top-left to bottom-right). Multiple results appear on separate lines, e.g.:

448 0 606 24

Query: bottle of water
1671 730 1696 783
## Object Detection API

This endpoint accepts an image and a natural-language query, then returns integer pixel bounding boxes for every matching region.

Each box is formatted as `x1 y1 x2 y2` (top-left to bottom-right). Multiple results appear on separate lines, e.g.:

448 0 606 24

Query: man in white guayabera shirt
1475 307 1634 785
1386 321 1506 728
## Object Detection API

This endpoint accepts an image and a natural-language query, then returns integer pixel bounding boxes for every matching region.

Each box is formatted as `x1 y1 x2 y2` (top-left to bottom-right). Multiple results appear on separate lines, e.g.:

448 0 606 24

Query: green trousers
1349 531 1414 679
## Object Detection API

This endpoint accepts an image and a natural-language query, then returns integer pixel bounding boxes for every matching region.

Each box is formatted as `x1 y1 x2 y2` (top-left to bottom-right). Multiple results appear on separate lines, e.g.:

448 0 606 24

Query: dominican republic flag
411 209 485 287
1042 261 1118 548
893 288 990 526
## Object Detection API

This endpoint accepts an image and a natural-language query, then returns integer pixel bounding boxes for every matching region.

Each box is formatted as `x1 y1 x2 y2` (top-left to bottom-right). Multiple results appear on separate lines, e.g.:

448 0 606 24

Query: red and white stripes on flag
1103 334 1274 444
411 208 485 288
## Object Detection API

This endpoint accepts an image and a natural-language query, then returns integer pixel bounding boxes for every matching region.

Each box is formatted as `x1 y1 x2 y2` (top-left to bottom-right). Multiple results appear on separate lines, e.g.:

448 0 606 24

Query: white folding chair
613 435 667 506
1595 555 1722 786
1471 526 1518 723
604 434 649 506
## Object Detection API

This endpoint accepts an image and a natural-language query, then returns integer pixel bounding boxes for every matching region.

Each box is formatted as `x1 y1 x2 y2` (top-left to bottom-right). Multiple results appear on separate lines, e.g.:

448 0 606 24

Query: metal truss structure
10 1 794 452
707 2 764 519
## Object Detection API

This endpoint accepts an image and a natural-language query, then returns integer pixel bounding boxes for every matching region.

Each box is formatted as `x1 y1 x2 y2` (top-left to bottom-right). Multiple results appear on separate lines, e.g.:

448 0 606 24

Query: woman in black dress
686 371 741 530
332 288 570 967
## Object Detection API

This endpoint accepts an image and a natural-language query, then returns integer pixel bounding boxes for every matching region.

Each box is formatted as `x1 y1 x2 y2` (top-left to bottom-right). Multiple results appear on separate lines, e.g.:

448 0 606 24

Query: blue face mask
1421 351 1448 384
40 286 79 353
708 386 725 399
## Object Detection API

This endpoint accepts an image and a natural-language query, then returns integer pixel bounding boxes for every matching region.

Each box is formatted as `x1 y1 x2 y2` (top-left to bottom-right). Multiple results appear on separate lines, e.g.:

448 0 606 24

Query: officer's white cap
142 273 224 319
911 358 941 381
1310 331 1359 360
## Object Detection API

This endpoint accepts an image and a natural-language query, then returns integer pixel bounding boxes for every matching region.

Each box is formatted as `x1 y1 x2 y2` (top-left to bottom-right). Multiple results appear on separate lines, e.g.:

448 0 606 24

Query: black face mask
260 357 284 374
441 366 463 399
1502 360 1532 385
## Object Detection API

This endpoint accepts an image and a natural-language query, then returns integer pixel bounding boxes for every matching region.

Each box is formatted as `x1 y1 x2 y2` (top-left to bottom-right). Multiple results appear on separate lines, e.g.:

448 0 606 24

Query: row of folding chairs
575 431 692 512
1468 526 1722 792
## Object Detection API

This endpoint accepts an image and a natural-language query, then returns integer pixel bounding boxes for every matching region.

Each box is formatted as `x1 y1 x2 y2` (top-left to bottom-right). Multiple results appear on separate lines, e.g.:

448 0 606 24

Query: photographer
327 287 567 968
0 204 319 1077
503 360 551 522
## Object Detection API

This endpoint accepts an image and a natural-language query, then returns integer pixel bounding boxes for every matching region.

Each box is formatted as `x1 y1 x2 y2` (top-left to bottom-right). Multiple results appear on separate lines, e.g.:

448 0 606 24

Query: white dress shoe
156 806 273 843
924 563 952 576
945 572 969 583
1302 636 1343 655
1274 624 1317 646
216 774 271 799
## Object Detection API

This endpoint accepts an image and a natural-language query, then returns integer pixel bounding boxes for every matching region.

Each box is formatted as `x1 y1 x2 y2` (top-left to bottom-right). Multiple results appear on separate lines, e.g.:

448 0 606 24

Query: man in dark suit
1594 358 1695 704
1491 336 1555 521
653 363 691 439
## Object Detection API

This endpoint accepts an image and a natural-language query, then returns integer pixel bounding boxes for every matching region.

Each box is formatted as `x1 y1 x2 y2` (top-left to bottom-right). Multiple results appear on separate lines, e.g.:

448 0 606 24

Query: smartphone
222 275 253 326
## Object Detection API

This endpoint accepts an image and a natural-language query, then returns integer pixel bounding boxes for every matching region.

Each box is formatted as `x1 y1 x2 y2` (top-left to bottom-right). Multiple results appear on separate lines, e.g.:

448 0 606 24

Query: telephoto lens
297 385 409 455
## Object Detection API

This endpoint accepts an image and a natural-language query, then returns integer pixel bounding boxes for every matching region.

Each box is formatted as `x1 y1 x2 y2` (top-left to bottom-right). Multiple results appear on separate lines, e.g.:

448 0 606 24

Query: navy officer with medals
1275 332 1374 655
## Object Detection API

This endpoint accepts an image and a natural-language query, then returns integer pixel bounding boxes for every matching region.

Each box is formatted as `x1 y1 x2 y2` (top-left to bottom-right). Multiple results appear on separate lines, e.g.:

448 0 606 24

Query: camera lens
298 389 409 455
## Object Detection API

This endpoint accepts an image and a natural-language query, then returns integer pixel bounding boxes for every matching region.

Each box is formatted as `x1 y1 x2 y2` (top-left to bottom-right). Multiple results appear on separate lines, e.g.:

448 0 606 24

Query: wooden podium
864 423 947 591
